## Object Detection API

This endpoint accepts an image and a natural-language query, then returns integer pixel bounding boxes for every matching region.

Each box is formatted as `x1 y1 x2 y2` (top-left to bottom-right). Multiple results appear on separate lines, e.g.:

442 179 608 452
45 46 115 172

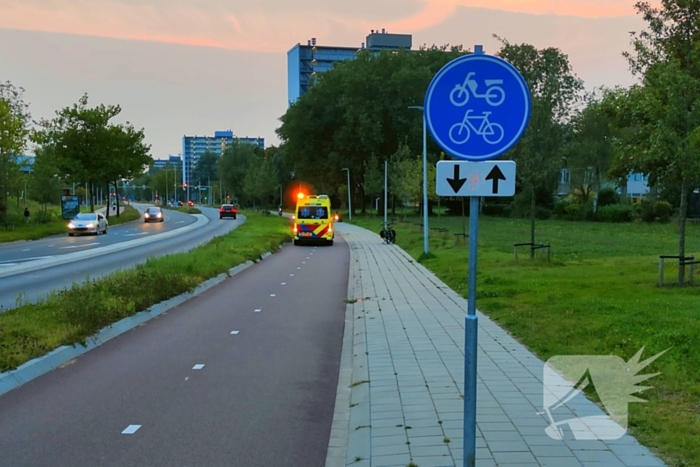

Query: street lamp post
409 105 429 255
342 168 352 220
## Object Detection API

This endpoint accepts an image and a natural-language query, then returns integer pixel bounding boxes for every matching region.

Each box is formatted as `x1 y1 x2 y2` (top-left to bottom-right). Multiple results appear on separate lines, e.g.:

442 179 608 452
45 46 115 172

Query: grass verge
350 215 700 467
162 205 202 215
105 205 141 226
0 211 291 373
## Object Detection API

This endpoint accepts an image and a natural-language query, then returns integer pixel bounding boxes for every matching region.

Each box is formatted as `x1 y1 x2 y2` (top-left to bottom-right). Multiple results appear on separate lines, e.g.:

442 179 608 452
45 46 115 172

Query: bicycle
379 222 396 244
449 110 504 146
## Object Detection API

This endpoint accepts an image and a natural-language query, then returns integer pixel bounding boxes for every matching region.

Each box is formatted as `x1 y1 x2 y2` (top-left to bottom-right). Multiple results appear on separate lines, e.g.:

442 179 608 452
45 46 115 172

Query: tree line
0 87 151 223
276 0 700 282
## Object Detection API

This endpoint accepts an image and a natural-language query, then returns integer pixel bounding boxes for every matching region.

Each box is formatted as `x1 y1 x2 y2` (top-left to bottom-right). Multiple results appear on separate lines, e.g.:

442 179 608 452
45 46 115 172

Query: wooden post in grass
659 257 664 287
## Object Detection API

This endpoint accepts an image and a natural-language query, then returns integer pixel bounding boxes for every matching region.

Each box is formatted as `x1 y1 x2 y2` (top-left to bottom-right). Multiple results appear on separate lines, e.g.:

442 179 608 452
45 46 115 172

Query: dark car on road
144 206 164 223
219 204 237 219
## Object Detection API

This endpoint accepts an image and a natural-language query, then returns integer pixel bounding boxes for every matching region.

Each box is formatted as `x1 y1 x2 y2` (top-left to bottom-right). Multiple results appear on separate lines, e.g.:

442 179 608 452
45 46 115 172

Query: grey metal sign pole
465 195 479 466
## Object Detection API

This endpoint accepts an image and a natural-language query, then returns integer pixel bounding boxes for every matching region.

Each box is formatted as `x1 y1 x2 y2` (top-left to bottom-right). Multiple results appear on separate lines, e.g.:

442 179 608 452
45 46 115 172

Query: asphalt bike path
0 236 350 466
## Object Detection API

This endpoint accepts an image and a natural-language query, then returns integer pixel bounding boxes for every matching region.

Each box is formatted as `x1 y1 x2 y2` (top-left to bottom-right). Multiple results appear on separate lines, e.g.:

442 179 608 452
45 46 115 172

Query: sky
0 0 650 160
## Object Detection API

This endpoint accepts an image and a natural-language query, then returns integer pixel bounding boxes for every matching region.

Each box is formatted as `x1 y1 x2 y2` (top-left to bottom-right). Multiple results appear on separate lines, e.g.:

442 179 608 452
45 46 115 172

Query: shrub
564 203 581 220
597 187 620 207
554 199 571 219
595 204 633 223
654 201 673 223
640 200 656 223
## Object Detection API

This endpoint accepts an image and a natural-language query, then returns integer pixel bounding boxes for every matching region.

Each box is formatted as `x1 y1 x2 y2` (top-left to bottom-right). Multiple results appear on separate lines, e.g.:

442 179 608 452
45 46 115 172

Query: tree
36 94 150 216
277 46 466 212
218 140 260 204
614 0 700 283
495 37 584 257
564 89 617 208
192 150 219 184
29 146 64 215
243 155 277 207
0 81 31 224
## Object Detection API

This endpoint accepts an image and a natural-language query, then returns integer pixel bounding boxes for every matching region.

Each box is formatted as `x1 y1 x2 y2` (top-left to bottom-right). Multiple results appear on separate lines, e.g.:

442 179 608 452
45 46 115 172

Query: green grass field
0 212 291 374
350 214 700 467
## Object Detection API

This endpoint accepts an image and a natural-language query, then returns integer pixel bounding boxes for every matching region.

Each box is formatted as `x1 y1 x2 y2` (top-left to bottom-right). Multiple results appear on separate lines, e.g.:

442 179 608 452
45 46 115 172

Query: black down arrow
447 164 466 193
485 165 506 194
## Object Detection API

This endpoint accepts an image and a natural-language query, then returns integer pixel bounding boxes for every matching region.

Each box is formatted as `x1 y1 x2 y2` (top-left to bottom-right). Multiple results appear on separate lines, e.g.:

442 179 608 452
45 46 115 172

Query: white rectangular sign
436 160 516 197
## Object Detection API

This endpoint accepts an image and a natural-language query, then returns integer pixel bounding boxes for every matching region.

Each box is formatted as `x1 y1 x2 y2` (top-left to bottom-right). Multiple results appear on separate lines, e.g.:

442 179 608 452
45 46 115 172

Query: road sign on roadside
424 50 531 161
424 45 532 467
436 161 516 197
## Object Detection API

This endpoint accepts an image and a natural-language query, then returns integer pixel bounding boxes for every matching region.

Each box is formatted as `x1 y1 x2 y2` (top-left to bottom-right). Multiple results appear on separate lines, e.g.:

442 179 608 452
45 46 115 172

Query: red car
188 200 194 207
219 204 237 219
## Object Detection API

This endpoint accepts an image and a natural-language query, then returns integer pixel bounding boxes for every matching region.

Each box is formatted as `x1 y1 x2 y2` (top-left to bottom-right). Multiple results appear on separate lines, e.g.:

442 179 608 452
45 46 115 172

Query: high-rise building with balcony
181 130 264 189
287 29 412 104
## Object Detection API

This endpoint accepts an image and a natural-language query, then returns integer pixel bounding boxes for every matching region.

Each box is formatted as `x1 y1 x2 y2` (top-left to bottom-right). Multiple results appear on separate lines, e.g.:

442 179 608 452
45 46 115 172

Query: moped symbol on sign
425 52 531 161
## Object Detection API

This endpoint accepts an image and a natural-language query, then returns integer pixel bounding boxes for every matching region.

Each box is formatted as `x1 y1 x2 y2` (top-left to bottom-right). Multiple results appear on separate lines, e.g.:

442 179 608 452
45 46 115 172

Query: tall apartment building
287 29 412 104
181 130 264 188
152 154 182 172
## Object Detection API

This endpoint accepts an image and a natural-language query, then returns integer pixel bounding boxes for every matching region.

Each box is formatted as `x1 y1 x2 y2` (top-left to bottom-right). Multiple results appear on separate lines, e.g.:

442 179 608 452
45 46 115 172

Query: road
0 205 196 265
0 237 349 467
0 205 242 311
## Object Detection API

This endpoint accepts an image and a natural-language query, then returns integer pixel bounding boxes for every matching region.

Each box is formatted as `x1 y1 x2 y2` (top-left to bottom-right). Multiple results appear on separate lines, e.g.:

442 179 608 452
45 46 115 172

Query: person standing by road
24 207 30 224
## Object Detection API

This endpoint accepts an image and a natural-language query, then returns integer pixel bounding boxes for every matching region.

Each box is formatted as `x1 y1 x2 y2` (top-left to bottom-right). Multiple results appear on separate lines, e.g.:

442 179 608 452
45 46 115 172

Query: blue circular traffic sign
424 53 531 161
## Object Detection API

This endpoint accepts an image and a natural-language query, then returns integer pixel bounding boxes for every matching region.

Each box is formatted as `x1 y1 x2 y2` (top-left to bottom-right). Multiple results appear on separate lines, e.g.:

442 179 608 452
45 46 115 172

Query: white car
68 212 108 236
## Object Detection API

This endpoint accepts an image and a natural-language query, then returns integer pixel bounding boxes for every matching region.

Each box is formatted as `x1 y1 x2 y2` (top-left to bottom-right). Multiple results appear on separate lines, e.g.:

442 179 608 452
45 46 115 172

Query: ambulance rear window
298 206 328 219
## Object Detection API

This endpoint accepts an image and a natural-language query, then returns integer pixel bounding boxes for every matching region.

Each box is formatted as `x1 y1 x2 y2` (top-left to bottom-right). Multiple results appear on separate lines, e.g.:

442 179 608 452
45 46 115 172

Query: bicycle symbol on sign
449 110 504 146
450 72 505 107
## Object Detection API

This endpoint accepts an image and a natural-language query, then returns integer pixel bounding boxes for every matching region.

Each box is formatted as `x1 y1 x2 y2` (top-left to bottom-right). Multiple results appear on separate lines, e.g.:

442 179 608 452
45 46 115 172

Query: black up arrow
447 164 466 193
485 165 506 194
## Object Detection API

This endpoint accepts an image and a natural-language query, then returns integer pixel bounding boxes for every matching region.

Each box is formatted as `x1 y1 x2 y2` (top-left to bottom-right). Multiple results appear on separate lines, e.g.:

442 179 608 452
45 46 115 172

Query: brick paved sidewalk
325 223 666 467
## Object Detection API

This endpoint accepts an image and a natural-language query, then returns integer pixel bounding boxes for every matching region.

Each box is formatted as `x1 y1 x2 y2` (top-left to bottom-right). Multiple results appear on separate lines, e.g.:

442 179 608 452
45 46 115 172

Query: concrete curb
325 237 371 467
0 213 210 279
0 244 283 398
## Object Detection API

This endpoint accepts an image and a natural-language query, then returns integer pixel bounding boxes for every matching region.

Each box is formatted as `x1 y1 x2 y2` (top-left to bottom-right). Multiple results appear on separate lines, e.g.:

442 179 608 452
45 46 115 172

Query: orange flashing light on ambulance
293 193 334 246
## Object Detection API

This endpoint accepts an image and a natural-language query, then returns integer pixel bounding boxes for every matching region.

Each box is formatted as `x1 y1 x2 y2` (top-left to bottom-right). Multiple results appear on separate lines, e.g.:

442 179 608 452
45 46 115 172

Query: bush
654 201 673 223
597 187 620 207
564 203 581 220
595 204 633 223
639 200 656 223
554 199 571 219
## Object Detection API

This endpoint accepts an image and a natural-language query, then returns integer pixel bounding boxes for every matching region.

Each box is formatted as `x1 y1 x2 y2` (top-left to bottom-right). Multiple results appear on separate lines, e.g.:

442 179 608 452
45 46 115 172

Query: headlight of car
86 223 95 228
145 213 150 217
156 213 162 217
68 222 75 229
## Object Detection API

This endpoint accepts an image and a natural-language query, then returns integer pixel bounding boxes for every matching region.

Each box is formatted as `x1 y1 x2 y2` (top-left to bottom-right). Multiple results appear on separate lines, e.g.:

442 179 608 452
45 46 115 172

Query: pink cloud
0 0 652 54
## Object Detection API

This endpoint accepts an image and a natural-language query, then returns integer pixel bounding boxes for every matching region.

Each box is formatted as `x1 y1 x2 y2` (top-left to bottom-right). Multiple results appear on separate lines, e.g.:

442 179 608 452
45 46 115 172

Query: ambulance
293 194 334 246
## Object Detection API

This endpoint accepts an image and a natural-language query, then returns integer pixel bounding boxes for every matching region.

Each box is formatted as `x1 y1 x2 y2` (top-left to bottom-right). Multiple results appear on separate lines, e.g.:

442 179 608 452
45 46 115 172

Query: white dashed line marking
125 232 148 237
22 249 30 252
230 330 240 334
122 425 141 435
192 364 205 370
270 294 276 297
281 282 286 285
297 267 301 270
290 274 294 276
60 242 100 249
176 221 185 224
302 262 306 264
254 309 261 313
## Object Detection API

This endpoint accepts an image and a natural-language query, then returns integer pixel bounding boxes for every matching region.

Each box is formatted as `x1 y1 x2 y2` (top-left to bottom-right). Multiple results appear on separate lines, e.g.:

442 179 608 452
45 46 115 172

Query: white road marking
125 232 148 237
122 425 141 435
176 221 185 224
297 267 301 270
290 274 294 276
302 262 306 264
281 283 286 286
60 242 99 249
192 364 205 370
22 249 30 252
254 309 261 313
0 263 18 267
230 330 240 334
185 377 189 381
270 294 276 297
